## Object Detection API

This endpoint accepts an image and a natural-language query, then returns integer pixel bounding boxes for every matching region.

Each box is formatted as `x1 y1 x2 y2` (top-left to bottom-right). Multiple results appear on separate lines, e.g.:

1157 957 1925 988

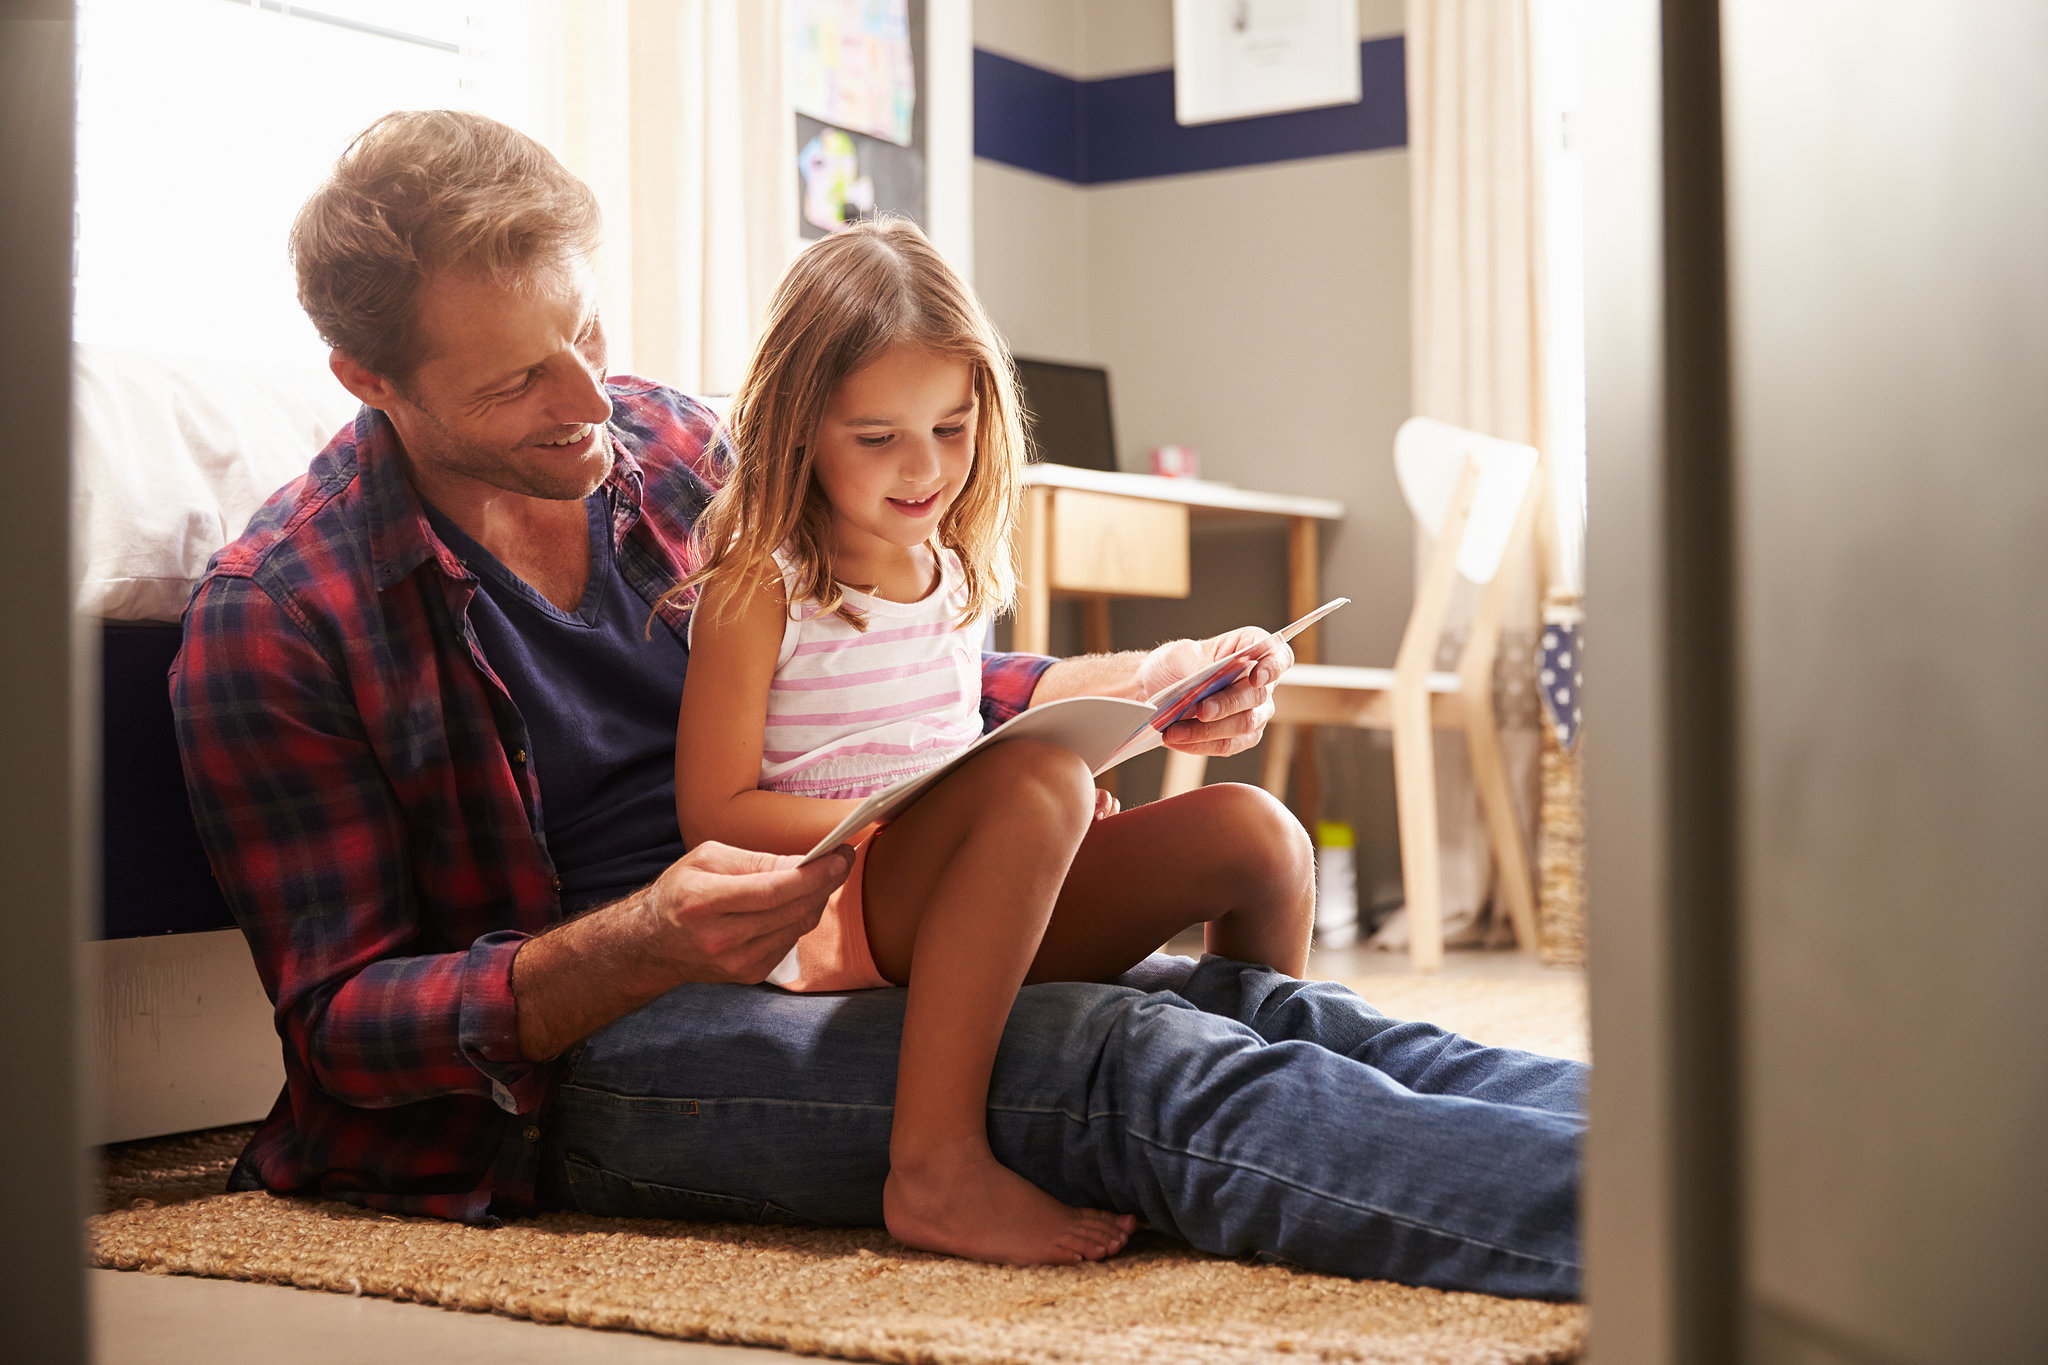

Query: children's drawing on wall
799 128 876 234
792 0 916 146
792 0 927 238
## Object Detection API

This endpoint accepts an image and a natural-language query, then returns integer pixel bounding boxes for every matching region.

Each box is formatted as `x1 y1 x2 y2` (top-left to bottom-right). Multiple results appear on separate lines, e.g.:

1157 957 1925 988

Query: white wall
974 0 1412 895
972 160 1091 360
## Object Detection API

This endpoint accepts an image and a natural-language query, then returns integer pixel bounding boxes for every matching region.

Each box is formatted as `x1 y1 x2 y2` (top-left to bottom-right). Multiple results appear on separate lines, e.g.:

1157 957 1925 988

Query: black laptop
1013 357 1117 472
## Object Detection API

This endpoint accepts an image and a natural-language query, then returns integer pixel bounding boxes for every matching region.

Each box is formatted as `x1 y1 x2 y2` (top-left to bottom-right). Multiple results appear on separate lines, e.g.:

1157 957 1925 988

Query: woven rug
92 970 1588 1365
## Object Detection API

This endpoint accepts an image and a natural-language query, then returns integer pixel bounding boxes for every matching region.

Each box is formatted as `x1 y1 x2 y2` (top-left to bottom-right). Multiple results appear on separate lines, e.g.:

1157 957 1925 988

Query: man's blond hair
291 110 600 383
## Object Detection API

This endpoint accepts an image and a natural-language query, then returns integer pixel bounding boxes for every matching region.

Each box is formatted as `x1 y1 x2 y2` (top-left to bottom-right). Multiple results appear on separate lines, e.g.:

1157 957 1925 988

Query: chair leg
1288 725 1320 826
1391 692 1444 972
1463 700 1540 953
1159 748 1209 799
1258 721 1297 801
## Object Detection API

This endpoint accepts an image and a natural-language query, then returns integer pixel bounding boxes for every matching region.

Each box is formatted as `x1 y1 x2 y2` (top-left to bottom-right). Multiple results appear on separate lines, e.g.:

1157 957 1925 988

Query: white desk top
1022 463 1345 522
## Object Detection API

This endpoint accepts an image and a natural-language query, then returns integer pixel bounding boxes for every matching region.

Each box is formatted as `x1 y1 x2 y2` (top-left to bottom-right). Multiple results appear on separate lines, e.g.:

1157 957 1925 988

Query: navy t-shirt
423 492 690 915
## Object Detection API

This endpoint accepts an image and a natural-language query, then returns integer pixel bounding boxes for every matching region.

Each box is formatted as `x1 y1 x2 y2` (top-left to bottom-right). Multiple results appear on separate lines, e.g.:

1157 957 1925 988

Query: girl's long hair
670 216 1023 629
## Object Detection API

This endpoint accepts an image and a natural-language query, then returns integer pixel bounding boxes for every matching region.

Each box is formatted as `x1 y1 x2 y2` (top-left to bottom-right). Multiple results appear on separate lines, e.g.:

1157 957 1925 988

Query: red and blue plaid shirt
170 377 1054 1223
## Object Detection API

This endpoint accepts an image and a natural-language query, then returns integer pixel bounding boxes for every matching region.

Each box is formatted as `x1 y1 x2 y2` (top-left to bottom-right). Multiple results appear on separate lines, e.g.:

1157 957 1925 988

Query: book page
798 598 1349 863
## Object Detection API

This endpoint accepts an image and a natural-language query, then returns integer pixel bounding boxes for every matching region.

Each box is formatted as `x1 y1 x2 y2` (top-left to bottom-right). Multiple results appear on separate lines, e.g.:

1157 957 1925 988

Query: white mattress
72 344 360 621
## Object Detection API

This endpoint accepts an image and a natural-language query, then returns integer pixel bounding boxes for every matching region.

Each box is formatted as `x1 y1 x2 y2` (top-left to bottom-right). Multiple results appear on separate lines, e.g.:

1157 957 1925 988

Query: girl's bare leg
860 739 1137 1266
1025 782 1316 986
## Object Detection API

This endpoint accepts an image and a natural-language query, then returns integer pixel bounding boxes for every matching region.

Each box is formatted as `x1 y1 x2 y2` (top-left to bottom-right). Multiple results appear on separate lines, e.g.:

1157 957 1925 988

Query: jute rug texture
92 968 1588 1365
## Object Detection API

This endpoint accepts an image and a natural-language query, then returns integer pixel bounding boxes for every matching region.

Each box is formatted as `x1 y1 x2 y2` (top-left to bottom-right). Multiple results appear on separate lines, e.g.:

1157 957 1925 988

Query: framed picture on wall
1172 0 1362 126
792 0 927 238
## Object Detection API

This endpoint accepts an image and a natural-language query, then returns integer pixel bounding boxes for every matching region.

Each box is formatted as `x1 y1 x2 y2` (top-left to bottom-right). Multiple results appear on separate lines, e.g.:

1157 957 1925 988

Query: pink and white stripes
757 549 984 800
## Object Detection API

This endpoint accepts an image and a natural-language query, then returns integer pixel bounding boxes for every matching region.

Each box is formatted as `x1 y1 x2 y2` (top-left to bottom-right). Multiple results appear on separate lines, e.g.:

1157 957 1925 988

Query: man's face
380 256 615 503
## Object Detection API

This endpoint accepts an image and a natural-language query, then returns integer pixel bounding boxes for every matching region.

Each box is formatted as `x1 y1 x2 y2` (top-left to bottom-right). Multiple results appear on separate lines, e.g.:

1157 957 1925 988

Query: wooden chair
1160 417 1545 971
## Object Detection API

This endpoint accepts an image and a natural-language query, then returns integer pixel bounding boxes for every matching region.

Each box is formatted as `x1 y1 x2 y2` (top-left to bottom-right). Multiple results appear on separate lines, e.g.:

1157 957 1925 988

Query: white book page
797 597 1349 863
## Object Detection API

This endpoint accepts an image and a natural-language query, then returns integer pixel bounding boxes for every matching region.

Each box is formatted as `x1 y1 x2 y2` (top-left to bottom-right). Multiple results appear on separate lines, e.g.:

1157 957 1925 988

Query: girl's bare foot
883 1145 1136 1265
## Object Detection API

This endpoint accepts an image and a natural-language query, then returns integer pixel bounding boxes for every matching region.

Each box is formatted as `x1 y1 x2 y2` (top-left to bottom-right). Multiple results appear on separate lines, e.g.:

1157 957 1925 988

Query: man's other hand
1136 628 1291 758
650 841 853 983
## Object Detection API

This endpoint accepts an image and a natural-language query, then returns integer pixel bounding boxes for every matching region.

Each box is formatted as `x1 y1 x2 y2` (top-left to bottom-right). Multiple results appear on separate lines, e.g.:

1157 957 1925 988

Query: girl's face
810 341 977 574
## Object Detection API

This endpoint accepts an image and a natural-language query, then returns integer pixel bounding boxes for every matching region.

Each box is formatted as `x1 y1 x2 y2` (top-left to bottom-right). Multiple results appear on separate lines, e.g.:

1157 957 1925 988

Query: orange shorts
776 825 894 993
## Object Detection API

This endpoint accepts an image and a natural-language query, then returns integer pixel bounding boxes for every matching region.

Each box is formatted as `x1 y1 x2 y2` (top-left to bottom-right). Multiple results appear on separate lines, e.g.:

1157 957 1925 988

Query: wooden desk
1013 464 1346 810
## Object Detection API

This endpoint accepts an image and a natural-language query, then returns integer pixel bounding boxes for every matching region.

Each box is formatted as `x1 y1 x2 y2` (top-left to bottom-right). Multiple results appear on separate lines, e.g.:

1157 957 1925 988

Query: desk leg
1081 597 1113 655
1080 597 1121 798
1159 749 1208 799
1014 485 1052 655
1286 517 1322 658
1285 516 1321 823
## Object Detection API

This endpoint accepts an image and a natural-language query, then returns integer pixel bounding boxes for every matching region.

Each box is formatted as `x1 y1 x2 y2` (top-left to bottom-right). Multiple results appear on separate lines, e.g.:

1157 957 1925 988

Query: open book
799 597 1348 863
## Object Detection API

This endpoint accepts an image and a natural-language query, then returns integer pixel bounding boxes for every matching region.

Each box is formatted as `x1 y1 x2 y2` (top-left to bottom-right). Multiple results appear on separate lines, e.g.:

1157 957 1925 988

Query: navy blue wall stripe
973 48 1082 182
974 37 1406 185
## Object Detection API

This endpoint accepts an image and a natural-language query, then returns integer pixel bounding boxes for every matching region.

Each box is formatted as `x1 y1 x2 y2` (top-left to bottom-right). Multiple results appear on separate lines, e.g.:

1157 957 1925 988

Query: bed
79 344 359 1143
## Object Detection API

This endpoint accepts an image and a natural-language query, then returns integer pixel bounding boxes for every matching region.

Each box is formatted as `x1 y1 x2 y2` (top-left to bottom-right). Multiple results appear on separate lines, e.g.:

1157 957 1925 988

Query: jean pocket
556 1151 808 1226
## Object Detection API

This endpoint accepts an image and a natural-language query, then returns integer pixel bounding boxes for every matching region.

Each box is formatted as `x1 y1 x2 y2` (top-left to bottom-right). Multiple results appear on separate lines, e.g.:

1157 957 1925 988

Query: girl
673 218 1314 1268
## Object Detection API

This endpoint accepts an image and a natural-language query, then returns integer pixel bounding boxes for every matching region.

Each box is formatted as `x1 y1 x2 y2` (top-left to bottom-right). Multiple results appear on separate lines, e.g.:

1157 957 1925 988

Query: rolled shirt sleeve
979 650 1057 731
460 931 548 1112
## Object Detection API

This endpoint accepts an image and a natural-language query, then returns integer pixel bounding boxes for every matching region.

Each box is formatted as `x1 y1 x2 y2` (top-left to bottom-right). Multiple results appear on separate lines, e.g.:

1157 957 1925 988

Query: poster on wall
793 0 926 238
1171 0 1362 126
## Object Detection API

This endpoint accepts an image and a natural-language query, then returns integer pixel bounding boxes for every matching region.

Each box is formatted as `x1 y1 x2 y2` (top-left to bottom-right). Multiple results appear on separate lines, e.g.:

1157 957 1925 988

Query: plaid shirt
171 377 1055 1223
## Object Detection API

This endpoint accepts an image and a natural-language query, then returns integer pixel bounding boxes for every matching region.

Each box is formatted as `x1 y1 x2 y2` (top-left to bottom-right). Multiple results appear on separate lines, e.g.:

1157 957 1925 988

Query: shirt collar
355 398 647 592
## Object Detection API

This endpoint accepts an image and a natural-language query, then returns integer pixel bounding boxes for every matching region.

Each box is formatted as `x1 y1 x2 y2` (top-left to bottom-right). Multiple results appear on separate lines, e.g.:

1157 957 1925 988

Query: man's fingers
646 842 855 982
1163 695 1276 755
687 839 852 884
668 862 836 972
718 859 848 911
1247 636 1294 687
684 839 788 875
1164 731 1260 757
670 849 849 917
1204 625 1267 660
1185 674 1274 726
686 893 830 983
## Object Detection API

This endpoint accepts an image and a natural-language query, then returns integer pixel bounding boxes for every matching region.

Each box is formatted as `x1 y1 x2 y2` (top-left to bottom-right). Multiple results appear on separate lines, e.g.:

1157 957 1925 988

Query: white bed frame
91 930 281 1145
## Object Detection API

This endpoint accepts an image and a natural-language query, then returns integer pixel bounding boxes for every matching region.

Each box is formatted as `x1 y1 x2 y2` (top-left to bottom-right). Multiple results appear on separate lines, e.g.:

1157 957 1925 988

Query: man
173 110 1585 1298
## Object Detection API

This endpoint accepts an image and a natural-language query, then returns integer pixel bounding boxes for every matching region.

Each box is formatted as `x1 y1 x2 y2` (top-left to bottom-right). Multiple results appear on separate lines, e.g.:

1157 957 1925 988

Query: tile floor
93 946 1582 1364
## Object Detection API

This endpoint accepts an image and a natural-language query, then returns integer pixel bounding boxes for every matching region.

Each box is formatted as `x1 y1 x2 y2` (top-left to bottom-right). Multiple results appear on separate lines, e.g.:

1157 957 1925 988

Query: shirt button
523 1126 541 1142
550 874 562 891
512 748 527 765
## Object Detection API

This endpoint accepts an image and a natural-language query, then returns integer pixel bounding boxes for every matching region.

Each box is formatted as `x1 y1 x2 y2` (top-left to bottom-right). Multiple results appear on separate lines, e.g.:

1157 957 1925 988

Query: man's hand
1135 628 1292 758
512 841 852 1061
647 840 852 983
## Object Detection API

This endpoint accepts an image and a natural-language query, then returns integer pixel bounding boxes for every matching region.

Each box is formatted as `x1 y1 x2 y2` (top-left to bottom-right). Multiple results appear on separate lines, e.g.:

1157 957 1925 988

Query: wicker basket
1536 593 1586 967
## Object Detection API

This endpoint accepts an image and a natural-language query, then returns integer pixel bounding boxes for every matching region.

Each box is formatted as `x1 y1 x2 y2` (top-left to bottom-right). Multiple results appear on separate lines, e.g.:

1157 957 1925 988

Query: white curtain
550 0 795 395
1381 0 1549 950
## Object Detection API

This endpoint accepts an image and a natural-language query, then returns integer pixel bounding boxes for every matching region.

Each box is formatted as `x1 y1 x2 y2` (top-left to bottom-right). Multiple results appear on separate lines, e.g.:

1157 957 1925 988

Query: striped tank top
755 548 985 800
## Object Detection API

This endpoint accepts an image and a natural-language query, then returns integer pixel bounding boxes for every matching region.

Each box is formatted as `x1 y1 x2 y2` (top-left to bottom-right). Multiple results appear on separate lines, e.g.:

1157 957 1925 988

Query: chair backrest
1393 417 1540 584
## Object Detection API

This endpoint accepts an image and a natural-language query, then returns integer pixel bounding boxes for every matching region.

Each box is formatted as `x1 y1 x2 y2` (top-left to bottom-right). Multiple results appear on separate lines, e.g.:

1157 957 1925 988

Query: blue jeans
537 954 1586 1299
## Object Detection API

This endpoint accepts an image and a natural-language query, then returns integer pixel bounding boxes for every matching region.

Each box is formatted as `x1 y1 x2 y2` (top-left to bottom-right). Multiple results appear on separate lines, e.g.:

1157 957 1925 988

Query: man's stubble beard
401 393 613 503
